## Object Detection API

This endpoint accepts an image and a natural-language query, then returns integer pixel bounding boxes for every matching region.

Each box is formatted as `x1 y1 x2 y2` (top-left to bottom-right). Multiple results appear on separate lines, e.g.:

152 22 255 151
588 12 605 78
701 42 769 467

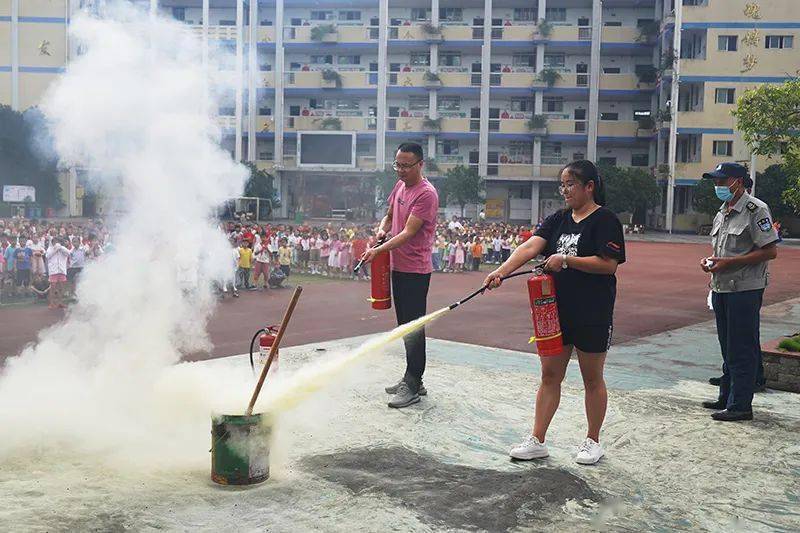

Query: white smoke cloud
0 2 249 467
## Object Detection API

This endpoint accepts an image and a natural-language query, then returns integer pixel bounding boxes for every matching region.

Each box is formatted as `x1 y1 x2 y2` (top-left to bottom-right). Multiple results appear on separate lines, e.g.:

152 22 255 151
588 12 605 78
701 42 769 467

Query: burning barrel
211 413 272 485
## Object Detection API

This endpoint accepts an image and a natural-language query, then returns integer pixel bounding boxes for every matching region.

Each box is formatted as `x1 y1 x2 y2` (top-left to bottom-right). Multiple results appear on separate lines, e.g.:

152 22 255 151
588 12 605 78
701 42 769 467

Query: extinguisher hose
249 328 267 373
353 235 387 274
448 262 545 310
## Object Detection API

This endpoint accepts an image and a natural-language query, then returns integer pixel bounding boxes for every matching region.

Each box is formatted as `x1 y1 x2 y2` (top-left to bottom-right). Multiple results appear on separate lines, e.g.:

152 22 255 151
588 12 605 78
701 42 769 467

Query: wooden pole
245 286 303 416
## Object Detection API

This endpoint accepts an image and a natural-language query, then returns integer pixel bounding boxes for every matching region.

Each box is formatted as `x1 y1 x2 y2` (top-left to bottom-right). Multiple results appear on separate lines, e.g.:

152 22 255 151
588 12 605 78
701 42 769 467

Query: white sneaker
575 438 604 465
509 435 549 460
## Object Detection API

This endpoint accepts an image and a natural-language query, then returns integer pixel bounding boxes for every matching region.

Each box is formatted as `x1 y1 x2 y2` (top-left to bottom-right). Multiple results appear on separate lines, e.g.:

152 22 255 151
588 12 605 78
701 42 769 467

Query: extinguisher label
533 297 560 338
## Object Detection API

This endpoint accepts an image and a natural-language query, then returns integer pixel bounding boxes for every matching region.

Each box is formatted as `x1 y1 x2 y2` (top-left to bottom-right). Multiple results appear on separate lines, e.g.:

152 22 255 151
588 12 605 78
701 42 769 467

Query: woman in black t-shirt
483 160 625 466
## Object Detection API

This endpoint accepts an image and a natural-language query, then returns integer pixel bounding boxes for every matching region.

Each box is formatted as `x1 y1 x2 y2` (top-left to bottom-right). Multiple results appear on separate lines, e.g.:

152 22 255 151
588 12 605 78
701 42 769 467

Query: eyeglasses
392 159 423 171
558 181 581 195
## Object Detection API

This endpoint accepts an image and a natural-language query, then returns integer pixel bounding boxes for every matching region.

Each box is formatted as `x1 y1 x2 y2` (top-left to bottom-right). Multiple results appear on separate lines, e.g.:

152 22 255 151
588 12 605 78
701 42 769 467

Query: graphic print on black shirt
534 207 625 328
556 233 580 257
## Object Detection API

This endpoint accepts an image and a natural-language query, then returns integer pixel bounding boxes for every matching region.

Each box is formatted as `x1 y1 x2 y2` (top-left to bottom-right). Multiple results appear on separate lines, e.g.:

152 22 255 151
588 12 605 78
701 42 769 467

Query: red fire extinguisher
527 272 564 357
369 249 391 310
249 325 279 374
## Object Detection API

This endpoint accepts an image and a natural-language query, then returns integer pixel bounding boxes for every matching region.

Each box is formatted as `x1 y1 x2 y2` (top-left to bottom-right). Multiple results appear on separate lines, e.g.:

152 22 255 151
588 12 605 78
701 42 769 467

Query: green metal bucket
211 413 272 485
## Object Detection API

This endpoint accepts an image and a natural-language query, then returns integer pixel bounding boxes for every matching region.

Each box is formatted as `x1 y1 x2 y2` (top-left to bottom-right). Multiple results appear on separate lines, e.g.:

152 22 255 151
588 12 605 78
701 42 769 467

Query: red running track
1 241 799 364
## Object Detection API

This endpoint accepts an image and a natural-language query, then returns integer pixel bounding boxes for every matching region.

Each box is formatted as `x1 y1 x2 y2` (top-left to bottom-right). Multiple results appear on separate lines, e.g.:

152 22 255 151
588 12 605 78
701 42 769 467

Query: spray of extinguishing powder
252 307 450 414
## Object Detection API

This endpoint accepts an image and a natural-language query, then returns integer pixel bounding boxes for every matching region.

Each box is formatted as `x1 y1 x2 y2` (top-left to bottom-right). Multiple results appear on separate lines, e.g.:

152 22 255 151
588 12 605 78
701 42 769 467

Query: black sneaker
711 409 753 422
708 376 722 386
702 400 726 410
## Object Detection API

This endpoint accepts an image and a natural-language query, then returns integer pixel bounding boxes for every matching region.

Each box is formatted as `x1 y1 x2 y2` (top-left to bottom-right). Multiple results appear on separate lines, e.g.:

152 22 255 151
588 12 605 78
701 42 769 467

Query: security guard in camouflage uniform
700 163 779 422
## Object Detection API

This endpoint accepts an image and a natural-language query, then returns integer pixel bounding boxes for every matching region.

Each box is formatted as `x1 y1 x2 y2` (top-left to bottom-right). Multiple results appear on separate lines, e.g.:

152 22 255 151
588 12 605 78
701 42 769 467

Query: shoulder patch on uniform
746 201 757 212
757 217 772 232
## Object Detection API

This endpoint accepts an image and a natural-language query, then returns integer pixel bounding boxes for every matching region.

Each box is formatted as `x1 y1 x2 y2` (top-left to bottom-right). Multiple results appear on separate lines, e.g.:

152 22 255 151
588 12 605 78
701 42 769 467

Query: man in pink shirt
361 142 439 408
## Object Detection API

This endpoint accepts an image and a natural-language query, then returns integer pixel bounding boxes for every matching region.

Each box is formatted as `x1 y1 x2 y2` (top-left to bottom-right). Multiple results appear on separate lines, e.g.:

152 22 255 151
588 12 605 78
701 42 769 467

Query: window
439 52 461 67
513 8 537 22
438 8 463 22
410 8 429 21
508 141 533 162
310 55 333 65
544 54 565 69
600 112 619 121
408 96 429 111
289 105 301 116
338 55 361 65
543 97 564 113
334 99 360 111
598 157 617 167
765 35 794 49
713 140 733 156
310 11 334 21
338 11 361 21
172 7 185 21
512 54 535 67
631 154 650 167
604 21 622 27
715 88 735 104
542 142 563 163
437 140 459 155
510 98 534 112
544 8 566 22
718 36 738 52
603 67 621 74
637 18 655 28
438 96 461 111
410 52 430 66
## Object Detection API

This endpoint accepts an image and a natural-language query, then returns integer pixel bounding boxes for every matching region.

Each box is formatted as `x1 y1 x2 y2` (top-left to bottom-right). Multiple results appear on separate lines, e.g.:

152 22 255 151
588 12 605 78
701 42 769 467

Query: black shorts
16 269 31 286
67 267 83 283
561 324 613 353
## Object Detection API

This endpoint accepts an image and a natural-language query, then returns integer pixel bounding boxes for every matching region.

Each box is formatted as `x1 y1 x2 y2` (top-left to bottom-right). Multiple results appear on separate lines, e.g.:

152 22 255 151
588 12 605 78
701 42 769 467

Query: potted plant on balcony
527 114 548 133
310 24 337 42
636 65 658 85
422 117 442 131
637 115 656 131
425 158 440 172
321 68 342 88
319 117 342 130
423 70 442 88
536 19 552 38
656 108 671 125
537 68 561 87
421 21 442 42
636 21 660 43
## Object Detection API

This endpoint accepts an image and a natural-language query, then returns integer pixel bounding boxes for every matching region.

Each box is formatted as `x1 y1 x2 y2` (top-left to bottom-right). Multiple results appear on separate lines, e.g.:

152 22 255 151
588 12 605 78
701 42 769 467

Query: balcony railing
284 70 378 89
285 115 377 132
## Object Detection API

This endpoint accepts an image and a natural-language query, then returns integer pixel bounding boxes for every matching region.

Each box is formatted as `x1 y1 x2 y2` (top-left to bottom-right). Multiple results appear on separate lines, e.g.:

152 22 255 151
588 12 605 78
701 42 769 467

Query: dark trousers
712 289 764 412
472 257 481 271
392 270 431 392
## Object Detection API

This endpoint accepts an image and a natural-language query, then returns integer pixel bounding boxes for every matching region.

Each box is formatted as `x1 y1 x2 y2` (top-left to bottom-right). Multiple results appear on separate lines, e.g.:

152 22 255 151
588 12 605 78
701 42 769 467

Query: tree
692 177 721 217
753 164 796 220
441 165 484 217
0 105 62 209
596 164 661 224
242 162 278 218
733 79 800 212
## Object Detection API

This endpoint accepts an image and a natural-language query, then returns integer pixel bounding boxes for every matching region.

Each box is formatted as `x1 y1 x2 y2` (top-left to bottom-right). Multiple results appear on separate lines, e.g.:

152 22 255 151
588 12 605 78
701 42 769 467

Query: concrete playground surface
1 299 799 532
